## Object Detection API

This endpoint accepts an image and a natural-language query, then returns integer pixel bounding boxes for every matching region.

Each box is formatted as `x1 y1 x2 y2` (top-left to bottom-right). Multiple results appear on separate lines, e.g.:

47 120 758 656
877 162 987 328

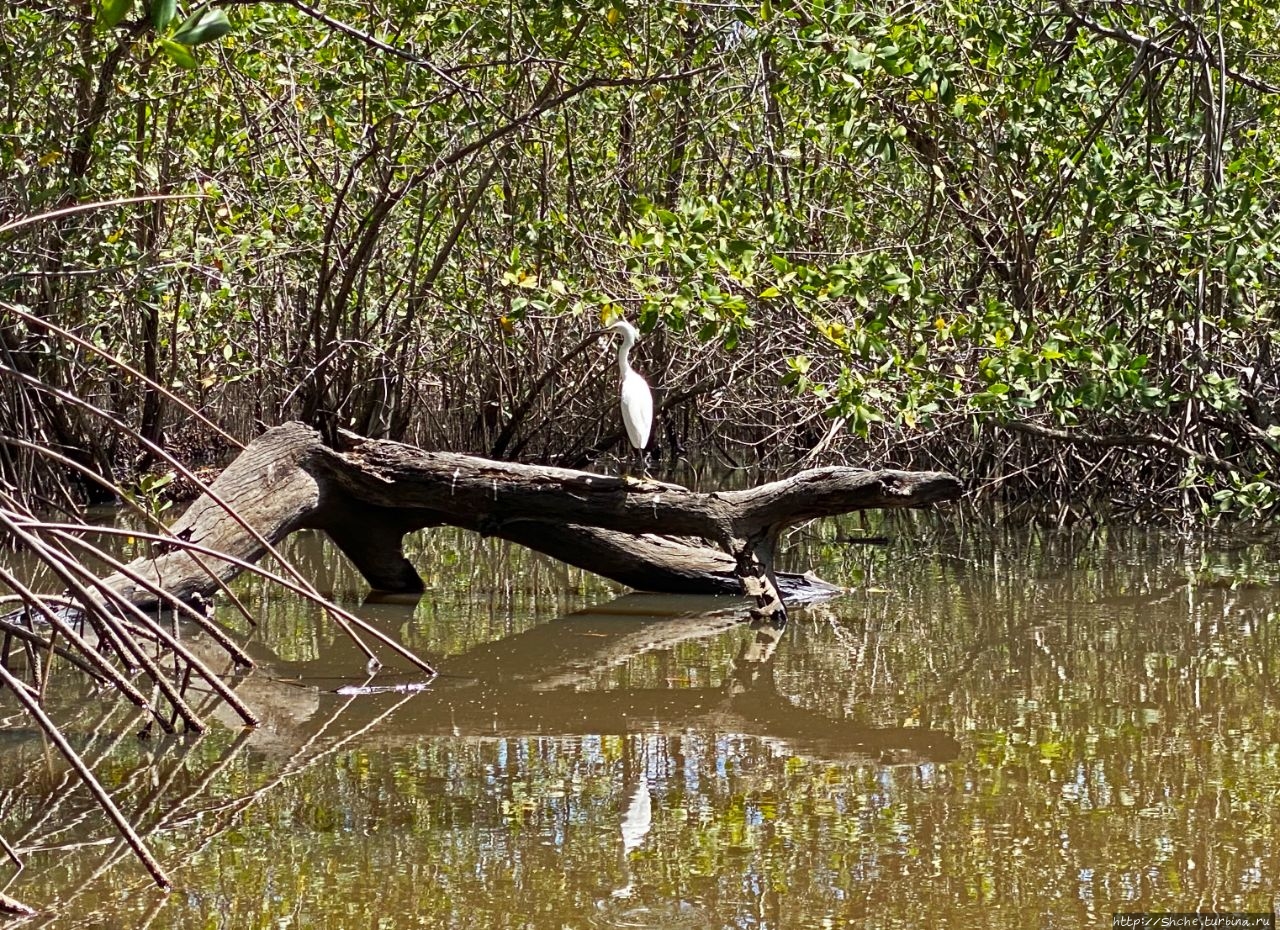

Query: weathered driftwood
108 423 962 624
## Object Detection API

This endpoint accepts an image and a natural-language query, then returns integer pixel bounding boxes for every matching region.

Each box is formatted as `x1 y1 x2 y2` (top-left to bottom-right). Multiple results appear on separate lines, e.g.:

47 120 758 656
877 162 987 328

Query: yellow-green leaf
160 37 198 68
99 0 135 28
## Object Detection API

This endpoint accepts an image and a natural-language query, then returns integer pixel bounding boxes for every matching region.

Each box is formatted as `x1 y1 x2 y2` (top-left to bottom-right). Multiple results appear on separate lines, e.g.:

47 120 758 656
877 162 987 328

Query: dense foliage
2 0 1278 516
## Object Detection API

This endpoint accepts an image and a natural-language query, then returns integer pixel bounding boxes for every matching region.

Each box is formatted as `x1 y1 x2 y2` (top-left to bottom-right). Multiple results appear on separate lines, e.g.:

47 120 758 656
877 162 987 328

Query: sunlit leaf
151 0 176 29
172 8 232 45
160 37 198 68
99 0 135 28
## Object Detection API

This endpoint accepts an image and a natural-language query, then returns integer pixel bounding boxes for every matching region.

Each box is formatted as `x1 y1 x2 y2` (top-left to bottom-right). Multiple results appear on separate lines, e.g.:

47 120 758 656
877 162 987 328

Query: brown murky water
2 515 1279 928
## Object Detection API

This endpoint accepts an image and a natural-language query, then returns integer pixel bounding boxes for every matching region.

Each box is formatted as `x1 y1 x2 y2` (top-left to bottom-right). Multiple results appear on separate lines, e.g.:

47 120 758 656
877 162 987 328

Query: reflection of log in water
398 678 959 765
0 423 961 907
250 593 961 766
442 593 750 689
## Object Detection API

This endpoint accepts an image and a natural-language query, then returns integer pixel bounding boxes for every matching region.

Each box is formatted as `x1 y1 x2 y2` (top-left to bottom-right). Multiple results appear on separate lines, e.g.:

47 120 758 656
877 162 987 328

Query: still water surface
2 514 1279 928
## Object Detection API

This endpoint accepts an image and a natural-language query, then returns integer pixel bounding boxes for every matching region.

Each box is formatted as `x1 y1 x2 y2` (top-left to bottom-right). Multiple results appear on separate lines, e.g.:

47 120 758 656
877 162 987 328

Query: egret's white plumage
607 320 653 460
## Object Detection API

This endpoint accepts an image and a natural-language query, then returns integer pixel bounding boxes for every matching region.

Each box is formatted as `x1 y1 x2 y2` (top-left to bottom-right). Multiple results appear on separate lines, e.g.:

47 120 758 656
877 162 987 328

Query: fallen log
108 423 962 624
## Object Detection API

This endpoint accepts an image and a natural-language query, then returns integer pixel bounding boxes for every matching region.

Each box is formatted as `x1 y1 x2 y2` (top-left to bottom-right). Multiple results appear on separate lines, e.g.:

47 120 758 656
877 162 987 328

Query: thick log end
876 469 965 506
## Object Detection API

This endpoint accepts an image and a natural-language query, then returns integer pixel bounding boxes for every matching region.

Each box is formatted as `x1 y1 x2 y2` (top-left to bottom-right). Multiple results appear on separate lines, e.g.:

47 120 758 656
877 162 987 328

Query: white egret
606 319 654 476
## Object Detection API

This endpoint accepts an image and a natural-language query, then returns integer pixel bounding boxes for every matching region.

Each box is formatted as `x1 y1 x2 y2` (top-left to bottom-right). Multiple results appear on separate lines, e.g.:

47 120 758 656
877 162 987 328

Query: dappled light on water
1 517 1279 927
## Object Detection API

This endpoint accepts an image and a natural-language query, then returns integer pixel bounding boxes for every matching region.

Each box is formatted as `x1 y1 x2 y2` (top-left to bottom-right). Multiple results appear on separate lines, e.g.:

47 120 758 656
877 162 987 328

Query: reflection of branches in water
8 703 147 854
163 689 421 841
1 656 254 860
798 516 1280 762
34 724 259 927
25 726 248 924
20 688 423 925
0 491 264 894
236 529 619 667
816 605 894 703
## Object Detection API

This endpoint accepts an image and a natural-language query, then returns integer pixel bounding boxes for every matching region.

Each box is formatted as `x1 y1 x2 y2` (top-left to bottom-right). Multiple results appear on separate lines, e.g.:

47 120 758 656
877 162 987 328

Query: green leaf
151 0 176 29
846 50 873 71
172 3 207 32
160 37 198 68
99 0 135 28
172 8 232 46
